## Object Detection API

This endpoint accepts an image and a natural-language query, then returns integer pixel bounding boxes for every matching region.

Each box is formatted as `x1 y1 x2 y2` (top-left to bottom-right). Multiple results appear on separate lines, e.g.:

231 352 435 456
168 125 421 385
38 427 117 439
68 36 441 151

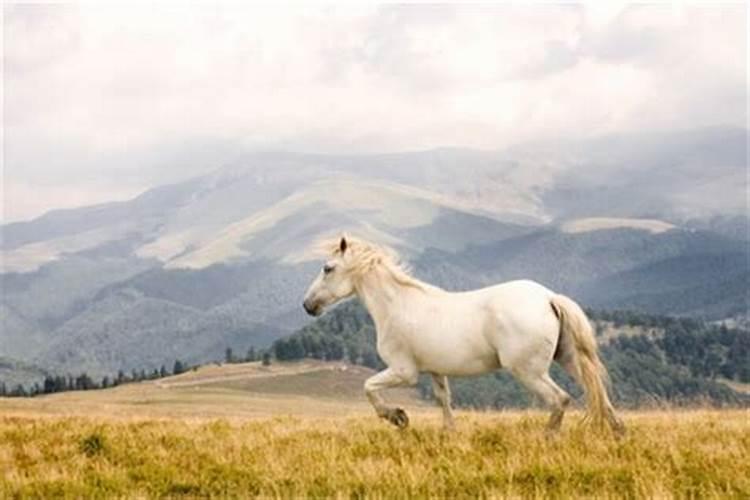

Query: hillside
415 226 749 317
0 357 47 391
0 360 421 419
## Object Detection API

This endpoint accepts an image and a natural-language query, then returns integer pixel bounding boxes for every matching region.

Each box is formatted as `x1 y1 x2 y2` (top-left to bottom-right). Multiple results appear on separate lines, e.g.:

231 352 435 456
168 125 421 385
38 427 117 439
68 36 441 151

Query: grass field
1 362 748 497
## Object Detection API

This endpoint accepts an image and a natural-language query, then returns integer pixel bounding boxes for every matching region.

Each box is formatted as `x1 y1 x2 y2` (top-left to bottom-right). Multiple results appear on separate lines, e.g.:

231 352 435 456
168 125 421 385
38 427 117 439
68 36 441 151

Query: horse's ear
339 237 348 254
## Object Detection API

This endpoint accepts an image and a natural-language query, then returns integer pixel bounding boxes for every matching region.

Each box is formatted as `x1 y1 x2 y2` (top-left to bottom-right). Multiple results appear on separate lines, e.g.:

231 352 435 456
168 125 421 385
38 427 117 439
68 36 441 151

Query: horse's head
303 236 356 316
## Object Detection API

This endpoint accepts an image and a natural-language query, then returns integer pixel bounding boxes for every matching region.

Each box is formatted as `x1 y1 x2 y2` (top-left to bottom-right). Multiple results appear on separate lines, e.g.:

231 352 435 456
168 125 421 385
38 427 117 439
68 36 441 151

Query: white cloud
2 3 746 221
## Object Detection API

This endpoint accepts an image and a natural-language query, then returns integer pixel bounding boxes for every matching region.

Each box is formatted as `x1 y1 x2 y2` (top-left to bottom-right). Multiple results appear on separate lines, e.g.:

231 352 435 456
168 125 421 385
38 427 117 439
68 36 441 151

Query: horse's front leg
430 374 456 431
364 366 418 429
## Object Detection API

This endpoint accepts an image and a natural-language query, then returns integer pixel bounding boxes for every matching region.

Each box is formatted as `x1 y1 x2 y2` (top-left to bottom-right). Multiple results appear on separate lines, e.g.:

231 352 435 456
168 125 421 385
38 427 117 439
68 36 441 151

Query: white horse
303 236 625 437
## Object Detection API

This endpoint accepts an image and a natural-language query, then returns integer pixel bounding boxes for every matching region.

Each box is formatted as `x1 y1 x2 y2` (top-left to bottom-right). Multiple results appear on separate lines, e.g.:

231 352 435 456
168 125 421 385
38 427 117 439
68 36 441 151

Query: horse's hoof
388 408 409 429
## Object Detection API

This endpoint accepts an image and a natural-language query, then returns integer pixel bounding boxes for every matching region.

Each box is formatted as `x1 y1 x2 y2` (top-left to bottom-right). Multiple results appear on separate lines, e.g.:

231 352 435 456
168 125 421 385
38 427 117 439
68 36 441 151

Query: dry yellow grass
0 410 747 498
1 363 747 497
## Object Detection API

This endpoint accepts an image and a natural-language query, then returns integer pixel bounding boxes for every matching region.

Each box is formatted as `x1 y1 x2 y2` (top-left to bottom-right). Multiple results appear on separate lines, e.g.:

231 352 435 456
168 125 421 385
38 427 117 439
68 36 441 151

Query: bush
79 432 107 457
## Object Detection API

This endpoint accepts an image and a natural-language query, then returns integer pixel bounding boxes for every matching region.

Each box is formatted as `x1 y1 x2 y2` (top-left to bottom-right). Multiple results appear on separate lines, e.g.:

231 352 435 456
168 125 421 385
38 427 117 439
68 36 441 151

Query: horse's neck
355 270 417 332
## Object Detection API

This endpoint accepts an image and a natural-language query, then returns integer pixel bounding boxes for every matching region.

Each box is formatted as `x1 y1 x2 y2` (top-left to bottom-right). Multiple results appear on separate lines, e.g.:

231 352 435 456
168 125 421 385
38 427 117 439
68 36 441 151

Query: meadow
1 362 748 498
1 410 748 498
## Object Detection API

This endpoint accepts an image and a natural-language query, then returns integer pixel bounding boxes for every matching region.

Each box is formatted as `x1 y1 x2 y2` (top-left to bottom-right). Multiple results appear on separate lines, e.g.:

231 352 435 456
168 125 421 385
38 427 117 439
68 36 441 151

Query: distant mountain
9 216 745 382
1 127 747 382
510 126 748 221
159 178 529 269
3 126 746 271
414 225 748 316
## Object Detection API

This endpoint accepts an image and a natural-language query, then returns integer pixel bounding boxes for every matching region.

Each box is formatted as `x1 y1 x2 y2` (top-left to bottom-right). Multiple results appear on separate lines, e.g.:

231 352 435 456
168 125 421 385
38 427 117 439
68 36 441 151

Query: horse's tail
550 294 616 429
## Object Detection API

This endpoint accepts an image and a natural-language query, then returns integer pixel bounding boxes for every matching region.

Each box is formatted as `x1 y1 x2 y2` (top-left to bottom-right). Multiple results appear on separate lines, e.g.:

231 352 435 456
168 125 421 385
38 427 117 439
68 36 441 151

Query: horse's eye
323 264 335 275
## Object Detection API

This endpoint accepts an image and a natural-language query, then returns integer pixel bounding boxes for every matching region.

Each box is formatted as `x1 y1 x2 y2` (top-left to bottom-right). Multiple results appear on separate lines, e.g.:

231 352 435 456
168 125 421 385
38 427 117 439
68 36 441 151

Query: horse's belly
421 355 500 376
411 334 501 376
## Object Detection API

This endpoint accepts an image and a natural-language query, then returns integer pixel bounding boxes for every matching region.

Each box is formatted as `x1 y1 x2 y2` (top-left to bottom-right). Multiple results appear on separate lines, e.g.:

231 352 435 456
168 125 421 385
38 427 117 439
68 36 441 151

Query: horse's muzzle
303 299 321 317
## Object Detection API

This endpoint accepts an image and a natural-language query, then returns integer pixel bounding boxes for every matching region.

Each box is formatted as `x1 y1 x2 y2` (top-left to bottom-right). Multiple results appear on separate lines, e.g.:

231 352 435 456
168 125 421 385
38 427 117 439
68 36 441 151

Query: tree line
0 359 191 398
223 346 272 366
272 301 384 370
1 344 277 398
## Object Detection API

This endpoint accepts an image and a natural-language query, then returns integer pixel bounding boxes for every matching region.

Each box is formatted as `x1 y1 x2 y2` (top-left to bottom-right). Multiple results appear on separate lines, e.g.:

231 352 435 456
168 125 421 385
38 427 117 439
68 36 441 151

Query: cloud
2 3 747 221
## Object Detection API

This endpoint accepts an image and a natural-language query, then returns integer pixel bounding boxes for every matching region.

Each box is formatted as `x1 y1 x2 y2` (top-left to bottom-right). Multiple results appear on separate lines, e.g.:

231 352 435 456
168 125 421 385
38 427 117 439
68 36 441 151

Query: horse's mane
315 236 427 291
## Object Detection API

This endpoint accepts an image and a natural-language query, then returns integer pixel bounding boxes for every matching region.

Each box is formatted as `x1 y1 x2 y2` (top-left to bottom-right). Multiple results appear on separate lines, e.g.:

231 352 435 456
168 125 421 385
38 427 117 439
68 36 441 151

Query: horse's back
466 279 556 308
482 278 555 297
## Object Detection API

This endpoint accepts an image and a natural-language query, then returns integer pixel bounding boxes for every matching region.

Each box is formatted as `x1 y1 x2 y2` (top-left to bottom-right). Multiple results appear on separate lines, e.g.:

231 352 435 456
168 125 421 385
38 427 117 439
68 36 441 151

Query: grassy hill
0 360 421 419
1 357 748 497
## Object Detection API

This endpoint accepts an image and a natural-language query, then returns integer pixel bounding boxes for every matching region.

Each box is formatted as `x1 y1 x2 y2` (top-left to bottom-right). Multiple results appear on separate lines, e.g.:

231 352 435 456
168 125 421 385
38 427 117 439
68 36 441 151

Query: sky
2 3 747 222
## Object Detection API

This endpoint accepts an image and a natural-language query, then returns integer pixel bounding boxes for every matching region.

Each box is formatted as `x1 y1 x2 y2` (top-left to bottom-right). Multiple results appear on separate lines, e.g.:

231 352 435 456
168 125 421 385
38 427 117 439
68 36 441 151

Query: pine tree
76 373 95 390
55 376 67 392
246 346 257 362
173 360 185 375
43 376 53 394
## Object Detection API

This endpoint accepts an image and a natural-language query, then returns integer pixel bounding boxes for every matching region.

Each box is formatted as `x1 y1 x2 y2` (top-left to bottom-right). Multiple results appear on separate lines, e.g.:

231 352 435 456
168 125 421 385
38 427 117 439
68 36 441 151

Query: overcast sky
2 3 747 222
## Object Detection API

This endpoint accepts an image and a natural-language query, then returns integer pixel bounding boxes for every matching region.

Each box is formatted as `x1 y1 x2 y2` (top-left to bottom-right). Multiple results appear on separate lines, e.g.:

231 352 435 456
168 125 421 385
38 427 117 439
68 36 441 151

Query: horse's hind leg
512 368 571 437
430 374 455 431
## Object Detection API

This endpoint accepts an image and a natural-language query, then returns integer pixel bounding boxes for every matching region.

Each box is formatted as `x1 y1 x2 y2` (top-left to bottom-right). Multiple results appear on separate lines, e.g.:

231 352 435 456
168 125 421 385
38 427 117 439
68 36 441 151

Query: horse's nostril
303 301 314 315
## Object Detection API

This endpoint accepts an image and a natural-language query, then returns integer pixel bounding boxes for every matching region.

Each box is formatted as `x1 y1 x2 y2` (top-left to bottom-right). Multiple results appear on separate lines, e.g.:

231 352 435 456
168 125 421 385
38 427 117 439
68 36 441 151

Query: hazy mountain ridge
3 127 745 266
1 128 747 382
4 222 746 382
414 225 746 290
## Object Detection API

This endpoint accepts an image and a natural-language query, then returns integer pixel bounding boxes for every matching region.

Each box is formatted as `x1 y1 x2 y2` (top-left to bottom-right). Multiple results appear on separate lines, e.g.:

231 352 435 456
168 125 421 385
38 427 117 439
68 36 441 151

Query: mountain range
1 126 747 382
